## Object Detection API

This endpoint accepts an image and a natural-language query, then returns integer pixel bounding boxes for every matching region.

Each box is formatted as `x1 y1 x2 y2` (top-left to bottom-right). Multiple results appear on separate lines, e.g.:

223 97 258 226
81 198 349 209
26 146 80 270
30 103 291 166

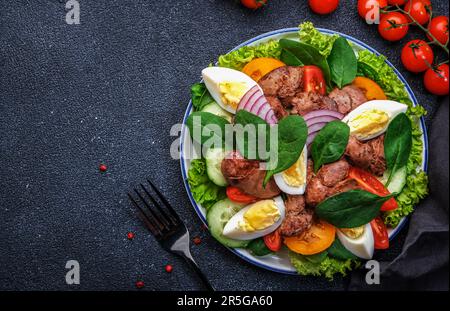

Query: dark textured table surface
0 0 448 291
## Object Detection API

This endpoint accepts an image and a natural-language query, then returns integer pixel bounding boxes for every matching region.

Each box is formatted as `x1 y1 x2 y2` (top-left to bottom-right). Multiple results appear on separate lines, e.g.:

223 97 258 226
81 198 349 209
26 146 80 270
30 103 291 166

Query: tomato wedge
348 167 398 211
284 220 336 255
303 65 326 95
263 229 282 252
370 217 389 249
226 186 258 204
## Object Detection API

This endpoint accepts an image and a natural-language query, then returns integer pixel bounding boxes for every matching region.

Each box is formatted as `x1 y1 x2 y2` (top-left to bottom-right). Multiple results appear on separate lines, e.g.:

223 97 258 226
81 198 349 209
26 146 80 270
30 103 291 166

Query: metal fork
128 179 215 291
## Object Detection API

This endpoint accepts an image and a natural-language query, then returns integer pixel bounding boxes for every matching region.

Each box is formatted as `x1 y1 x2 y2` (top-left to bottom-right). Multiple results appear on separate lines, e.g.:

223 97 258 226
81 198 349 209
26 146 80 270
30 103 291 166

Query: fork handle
182 255 215 291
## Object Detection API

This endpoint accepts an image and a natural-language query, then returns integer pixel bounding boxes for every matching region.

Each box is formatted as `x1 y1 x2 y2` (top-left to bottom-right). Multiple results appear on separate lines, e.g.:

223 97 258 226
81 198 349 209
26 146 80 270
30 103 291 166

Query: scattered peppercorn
127 232 135 240
165 264 173 273
193 237 202 245
135 280 145 289
99 164 107 172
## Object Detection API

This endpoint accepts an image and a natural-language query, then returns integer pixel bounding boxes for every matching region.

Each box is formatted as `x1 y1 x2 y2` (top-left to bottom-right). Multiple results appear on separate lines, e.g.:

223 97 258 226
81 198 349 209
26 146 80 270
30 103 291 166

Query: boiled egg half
342 100 408 140
337 223 374 260
202 67 261 114
274 146 308 195
222 197 285 240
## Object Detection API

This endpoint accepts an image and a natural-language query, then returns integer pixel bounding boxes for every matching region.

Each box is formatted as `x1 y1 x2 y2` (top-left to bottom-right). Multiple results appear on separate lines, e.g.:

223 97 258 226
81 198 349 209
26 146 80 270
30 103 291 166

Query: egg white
202 67 261 114
274 146 308 195
222 196 286 241
342 100 408 140
337 223 375 260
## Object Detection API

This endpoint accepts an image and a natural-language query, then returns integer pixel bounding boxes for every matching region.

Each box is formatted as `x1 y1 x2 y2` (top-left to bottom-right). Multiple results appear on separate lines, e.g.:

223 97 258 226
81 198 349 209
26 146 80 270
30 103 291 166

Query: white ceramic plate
180 28 429 275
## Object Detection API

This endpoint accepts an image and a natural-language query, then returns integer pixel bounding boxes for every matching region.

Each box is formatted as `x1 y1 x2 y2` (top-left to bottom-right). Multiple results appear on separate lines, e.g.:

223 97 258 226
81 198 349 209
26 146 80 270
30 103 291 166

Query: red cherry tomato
309 0 339 15
424 64 449 96
348 167 398 212
240 0 267 9
401 39 434 73
370 217 389 250
404 0 432 25
378 12 409 41
427 16 449 45
302 65 326 95
263 229 282 252
226 186 258 204
358 0 388 20
388 0 407 5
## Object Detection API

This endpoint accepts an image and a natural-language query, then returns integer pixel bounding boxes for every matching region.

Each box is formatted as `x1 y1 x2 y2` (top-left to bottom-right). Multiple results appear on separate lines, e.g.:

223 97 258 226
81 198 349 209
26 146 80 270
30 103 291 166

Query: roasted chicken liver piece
279 195 314 237
345 135 387 177
221 152 281 199
328 85 367 115
305 158 360 206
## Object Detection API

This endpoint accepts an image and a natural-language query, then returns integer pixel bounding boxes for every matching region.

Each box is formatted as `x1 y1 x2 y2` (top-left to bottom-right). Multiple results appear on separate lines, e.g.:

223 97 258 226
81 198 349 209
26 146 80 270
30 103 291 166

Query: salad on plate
183 22 429 279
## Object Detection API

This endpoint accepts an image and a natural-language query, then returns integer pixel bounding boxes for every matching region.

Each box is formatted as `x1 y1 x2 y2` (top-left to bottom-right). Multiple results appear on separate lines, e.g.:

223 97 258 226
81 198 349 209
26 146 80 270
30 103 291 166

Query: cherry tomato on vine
357 0 388 20
240 0 267 9
424 64 449 96
378 12 409 41
404 0 432 26
309 0 339 15
387 0 407 5
427 16 449 45
401 39 434 73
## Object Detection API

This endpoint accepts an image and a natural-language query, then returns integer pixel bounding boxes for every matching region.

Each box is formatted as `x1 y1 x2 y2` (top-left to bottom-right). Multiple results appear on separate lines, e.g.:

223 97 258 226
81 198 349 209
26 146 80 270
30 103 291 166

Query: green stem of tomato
394 5 449 55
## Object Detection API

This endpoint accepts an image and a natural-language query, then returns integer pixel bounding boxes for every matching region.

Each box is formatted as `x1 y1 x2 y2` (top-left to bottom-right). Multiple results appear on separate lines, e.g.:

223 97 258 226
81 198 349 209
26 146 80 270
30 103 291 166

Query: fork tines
128 179 181 240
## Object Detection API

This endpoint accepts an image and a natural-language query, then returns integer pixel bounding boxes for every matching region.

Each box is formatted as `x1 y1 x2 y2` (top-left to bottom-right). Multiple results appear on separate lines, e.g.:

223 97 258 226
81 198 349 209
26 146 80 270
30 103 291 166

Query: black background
0 0 448 291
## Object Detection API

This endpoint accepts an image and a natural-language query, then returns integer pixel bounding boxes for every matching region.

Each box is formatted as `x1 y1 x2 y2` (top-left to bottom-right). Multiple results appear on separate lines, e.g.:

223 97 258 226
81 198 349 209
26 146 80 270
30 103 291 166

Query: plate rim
179 27 429 275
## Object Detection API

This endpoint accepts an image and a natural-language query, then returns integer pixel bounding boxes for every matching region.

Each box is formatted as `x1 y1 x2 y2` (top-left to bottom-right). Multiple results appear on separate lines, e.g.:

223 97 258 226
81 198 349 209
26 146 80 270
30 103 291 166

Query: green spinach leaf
186 111 230 146
311 121 350 172
247 238 272 256
304 251 329 263
191 83 215 111
234 110 271 161
280 49 304 66
264 115 308 184
384 113 412 186
327 239 357 260
316 190 395 228
279 39 331 86
327 37 358 89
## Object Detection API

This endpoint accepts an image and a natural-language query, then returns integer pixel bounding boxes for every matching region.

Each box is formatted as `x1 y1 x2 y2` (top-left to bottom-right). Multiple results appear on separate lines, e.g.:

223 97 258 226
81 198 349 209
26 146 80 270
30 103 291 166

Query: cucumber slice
205 148 228 187
201 102 233 123
379 166 407 194
207 199 248 248
386 166 407 194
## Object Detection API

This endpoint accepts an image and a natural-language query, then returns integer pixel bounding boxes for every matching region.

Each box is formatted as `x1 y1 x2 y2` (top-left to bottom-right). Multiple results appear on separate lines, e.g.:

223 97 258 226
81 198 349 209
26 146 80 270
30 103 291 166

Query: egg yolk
239 200 280 232
341 226 365 239
282 151 306 187
219 82 247 109
348 109 389 138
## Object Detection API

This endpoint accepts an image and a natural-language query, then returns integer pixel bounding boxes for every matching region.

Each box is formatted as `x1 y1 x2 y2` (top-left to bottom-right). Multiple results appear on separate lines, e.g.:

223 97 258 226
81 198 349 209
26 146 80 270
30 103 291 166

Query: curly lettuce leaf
357 50 412 104
191 83 214 111
289 251 360 280
217 40 281 70
187 159 226 209
384 172 429 227
298 22 338 57
357 50 429 227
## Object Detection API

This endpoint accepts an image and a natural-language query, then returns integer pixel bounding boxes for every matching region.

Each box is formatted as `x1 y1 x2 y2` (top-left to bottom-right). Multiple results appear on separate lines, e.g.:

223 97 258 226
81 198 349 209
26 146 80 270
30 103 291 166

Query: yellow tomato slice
352 76 387 100
284 220 336 255
242 58 285 82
